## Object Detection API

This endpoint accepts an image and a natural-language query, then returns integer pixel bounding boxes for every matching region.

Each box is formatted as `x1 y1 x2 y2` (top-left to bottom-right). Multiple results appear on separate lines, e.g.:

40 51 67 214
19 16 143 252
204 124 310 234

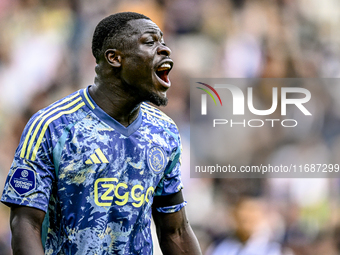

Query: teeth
157 63 171 71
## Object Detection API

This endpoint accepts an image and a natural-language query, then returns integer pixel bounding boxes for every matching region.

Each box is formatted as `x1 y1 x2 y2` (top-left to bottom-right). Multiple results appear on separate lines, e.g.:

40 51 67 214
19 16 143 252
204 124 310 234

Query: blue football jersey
1 86 185 255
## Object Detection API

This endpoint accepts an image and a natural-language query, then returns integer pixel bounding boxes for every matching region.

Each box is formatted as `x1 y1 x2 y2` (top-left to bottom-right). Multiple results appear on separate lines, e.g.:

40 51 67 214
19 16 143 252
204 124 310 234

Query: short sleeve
154 155 184 197
154 127 185 213
1 115 55 213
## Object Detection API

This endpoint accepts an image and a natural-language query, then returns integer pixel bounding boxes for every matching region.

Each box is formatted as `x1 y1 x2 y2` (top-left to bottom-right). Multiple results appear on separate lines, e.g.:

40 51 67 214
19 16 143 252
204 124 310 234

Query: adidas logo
85 148 109 164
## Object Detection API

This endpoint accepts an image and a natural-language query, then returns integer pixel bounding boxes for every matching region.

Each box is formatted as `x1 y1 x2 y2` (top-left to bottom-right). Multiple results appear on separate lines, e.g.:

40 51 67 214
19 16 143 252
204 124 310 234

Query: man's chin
148 93 168 107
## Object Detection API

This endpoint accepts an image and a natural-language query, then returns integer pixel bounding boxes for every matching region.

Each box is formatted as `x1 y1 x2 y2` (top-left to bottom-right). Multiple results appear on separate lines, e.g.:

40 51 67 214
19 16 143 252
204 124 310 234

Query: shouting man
1 12 201 255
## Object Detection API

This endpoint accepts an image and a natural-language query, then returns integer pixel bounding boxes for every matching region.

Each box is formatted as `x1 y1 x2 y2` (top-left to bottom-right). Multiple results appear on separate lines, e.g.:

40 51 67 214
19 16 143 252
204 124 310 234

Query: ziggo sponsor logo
94 178 154 207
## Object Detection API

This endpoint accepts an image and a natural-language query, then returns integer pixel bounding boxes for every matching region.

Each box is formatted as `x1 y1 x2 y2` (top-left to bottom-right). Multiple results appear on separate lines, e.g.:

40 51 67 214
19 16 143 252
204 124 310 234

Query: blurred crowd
1 0 340 254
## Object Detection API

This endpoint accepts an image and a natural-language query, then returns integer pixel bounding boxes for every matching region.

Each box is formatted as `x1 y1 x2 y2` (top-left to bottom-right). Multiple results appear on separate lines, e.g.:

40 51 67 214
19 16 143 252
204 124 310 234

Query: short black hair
92 12 151 61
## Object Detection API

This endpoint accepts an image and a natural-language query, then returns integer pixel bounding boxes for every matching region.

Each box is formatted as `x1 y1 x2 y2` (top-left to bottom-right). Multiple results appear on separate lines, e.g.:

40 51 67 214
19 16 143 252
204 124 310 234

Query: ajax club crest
147 147 167 173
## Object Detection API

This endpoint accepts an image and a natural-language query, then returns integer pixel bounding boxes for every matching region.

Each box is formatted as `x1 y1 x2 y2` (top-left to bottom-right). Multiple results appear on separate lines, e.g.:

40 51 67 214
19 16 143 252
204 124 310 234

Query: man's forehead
127 19 163 36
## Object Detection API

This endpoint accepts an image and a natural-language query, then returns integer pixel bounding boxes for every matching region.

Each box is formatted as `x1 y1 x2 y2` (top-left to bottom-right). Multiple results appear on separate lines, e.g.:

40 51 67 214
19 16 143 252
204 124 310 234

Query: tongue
157 70 169 83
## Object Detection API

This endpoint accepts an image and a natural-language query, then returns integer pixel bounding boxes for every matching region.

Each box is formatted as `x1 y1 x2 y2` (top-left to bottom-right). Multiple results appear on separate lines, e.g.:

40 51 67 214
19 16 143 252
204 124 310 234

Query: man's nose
157 44 171 57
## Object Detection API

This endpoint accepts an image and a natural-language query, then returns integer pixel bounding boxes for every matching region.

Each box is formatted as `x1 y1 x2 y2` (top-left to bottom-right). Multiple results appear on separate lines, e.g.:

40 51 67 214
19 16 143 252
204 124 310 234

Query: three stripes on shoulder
140 103 174 124
20 92 85 161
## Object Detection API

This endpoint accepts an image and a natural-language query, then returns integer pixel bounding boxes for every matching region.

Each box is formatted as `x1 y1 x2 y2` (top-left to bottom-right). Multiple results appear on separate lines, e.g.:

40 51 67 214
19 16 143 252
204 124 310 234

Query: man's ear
105 49 122 67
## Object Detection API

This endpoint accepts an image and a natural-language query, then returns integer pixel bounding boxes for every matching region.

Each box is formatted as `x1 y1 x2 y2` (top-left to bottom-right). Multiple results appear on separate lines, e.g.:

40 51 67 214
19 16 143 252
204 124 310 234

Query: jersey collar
80 86 143 137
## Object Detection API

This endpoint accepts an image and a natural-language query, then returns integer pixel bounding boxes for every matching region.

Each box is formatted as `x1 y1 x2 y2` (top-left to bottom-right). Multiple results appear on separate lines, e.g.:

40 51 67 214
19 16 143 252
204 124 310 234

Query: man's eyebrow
144 30 163 36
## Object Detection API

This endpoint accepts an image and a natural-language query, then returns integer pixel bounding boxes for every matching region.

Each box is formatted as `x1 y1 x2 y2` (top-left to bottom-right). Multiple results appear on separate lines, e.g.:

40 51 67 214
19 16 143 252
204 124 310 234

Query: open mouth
155 62 172 84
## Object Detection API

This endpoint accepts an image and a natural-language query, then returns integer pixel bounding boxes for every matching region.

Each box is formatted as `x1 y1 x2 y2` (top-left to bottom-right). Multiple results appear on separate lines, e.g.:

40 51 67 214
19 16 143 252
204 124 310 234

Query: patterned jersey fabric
1 86 185 255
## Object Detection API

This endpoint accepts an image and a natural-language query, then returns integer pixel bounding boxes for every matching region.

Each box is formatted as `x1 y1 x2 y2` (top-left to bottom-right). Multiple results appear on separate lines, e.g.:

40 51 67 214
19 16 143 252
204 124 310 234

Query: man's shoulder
29 89 87 124
36 89 82 114
23 88 89 143
140 102 177 129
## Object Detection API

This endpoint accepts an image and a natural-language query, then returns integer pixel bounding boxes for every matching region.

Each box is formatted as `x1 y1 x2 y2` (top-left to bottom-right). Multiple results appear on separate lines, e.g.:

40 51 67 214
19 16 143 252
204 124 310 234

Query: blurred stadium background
1 0 340 254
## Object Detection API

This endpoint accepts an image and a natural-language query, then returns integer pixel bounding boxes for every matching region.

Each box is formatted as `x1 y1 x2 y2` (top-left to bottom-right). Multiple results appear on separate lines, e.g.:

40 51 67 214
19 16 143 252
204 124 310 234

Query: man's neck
88 81 141 128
